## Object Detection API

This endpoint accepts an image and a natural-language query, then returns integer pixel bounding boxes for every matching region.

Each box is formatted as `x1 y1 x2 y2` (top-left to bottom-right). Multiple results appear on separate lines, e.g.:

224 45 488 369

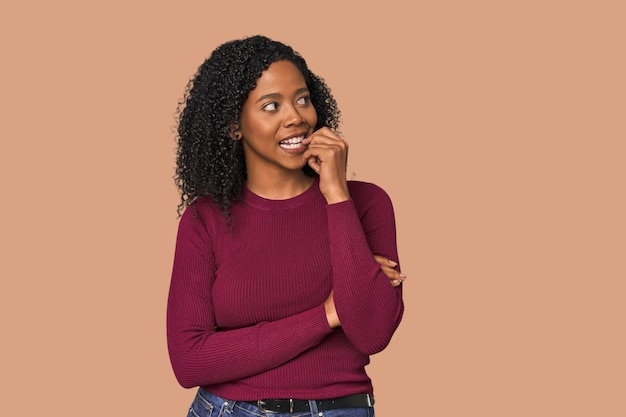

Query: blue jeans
187 388 375 417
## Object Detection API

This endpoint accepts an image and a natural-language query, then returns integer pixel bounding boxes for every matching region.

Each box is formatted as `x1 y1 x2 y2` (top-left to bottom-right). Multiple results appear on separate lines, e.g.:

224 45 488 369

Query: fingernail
392 280 400 286
388 260 398 267
399 273 407 279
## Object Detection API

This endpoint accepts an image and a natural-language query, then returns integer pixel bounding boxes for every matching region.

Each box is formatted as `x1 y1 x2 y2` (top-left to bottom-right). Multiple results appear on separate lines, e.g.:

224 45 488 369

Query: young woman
168 35 405 417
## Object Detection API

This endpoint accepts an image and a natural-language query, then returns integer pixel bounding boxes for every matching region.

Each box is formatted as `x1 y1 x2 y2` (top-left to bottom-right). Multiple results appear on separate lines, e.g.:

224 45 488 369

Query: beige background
1 1 624 415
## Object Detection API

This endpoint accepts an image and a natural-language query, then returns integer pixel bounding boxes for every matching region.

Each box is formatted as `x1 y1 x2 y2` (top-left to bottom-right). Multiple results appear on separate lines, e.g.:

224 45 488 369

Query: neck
246 170 315 200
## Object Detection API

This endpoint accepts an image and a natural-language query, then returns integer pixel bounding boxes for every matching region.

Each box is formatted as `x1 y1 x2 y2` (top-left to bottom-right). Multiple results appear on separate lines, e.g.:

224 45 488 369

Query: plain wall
1 1 624 415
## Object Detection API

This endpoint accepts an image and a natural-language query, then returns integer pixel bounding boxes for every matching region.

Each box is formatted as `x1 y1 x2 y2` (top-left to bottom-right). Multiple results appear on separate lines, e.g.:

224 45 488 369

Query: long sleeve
166 180 404 399
326 182 404 355
166 206 333 389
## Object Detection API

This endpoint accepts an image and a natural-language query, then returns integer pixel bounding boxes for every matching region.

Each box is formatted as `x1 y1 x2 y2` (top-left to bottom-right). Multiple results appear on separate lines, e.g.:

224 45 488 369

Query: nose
283 104 304 127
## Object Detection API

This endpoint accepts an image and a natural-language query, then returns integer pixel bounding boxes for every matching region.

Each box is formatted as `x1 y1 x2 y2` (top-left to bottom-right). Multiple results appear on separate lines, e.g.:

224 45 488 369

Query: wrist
324 300 341 329
323 187 350 205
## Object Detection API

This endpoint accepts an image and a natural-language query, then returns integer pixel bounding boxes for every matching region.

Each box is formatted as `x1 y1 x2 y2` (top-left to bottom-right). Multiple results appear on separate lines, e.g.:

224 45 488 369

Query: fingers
302 128 350 204
383 266 406 287
374 255 406 287
374 255 397 267
304 126 343 143
301 127 348 168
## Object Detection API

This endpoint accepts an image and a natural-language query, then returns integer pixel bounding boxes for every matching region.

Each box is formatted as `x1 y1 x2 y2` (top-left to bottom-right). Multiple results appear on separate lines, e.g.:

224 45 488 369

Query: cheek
307 107 319 127
241 116 272 139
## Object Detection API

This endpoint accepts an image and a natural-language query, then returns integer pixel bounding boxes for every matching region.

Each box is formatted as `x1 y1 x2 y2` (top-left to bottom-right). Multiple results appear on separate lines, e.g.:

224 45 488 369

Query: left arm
326 188 404 355
302 128 404 355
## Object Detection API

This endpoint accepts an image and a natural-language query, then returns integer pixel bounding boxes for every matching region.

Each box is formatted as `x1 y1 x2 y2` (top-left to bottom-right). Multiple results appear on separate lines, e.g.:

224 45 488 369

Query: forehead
250 60 307 95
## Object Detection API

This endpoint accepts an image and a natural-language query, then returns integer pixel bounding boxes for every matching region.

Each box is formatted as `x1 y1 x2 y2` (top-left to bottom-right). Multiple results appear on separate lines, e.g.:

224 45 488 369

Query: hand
374 255 406 287
301 127 350 204
324 290 341 329
324 256 403 328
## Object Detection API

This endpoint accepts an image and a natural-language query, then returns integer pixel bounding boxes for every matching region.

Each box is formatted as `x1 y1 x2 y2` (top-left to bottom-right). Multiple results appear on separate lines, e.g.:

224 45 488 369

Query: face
238 60 318 177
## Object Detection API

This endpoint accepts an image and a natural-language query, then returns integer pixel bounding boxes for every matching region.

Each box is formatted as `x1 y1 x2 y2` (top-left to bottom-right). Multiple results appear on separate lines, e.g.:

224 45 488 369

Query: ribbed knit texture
167 178 404 400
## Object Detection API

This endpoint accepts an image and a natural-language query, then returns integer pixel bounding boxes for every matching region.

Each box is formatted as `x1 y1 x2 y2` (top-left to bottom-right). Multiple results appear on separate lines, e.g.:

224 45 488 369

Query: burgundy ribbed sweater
167 178 404 400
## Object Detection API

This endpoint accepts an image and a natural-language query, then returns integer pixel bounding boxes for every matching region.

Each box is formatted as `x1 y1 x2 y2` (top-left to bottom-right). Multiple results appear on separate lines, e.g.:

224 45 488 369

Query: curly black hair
174 35 341 218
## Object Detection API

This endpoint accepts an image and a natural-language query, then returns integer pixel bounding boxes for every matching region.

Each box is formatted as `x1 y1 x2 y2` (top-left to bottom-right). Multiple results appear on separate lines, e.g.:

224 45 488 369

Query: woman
168 35 405 417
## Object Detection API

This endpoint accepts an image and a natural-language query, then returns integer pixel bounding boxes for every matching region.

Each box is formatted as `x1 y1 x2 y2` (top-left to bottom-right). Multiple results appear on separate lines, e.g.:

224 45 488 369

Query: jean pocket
187 391 214 417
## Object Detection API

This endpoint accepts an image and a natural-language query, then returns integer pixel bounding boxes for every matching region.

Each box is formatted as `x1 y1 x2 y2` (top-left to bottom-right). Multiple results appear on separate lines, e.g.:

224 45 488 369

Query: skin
238 60 317 199
236 60 405 329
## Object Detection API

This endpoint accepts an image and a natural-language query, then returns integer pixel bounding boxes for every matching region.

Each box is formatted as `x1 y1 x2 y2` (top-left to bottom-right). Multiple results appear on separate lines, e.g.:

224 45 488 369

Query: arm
166 206 333 388
301 128 404 355
326 185 404 355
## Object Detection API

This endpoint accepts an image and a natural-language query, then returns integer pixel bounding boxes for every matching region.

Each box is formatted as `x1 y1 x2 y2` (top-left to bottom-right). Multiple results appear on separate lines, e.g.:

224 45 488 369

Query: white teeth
280 136 304 144
281 143 301 149
279 136 305 149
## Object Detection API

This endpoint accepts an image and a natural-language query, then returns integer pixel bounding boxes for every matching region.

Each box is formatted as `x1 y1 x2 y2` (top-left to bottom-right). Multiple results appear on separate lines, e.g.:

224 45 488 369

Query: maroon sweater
167 178 404 400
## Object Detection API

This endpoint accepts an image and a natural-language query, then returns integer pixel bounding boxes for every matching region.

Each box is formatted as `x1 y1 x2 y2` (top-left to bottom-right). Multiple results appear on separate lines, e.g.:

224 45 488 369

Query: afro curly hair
174 35 341 218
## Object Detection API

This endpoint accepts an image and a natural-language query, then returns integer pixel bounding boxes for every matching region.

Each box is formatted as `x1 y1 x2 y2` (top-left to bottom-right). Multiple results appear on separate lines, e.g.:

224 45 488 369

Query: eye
262 102 278 112
296 95 310 106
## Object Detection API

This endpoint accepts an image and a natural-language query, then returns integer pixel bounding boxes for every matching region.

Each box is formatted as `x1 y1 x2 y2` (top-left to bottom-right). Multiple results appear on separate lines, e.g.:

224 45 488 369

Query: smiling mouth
279 135 305 150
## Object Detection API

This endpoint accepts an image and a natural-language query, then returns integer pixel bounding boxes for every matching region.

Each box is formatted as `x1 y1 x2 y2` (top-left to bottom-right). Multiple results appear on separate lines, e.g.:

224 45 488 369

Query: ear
228 122 242 140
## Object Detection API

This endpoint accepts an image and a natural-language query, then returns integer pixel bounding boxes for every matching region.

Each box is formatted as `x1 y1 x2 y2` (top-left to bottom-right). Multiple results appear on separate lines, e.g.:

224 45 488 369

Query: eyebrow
256 87 310 103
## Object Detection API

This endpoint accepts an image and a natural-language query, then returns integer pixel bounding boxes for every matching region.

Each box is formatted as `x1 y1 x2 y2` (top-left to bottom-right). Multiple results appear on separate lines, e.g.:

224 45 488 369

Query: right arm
166 206 333 388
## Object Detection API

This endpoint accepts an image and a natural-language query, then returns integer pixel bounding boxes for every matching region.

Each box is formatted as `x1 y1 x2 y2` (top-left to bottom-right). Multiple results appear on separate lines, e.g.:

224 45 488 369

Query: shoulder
347 180 394 212
178 196 226 234
348 180 391 200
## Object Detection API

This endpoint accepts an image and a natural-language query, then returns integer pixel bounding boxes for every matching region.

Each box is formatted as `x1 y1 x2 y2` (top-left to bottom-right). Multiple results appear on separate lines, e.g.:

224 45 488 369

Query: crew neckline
242 177 320 210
